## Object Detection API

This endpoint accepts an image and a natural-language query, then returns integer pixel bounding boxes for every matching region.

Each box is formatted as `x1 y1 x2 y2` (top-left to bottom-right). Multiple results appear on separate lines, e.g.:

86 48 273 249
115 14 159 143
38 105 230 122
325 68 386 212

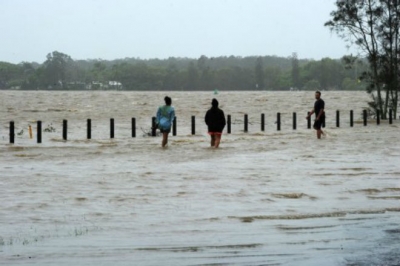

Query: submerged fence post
10 121 14 144
37 120 42 144
376 110 380 125
307 112 311 129
227 115 231 134
110 118 115 139
277 112 281 131
261 113 265 131
389 109 393 124
151 117 156 137
131 118 136 138
350 110 354 127
87 119 91 139
28 125 32 139
363 110 367 126
336 110 340 127
191 116 195 135
63 119 67 140
173 117 177 136
244 114 248 132
293 112 296 130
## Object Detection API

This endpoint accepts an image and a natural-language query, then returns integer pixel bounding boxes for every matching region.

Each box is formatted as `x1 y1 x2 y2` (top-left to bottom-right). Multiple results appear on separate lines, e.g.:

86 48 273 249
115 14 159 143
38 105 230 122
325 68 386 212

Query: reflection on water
0 91 399 265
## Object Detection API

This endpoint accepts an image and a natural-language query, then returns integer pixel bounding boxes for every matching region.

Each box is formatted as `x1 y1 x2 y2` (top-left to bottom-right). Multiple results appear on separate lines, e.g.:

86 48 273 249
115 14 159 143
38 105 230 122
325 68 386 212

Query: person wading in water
205 98 226 148
155 96 175 147
306 91 325 139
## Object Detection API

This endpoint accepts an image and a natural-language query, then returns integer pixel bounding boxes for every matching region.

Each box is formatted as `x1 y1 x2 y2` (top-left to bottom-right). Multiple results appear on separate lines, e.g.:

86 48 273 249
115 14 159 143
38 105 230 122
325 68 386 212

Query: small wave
135 243 263 253
227 208 400 222
23 109 44 112
99 143 118 148
368 196 400 200
171 139 202 144
276 224 339 231
317 172 379 177
14 153 41 158
340 167 372 171
353 188 381 194
87 151 103 155
338 217 377 221
109 197 137 202
271 193 317 200
47 108 65 112
75 197 88 202
7 146 26 151
250 132 267 136
384 187 400 191
350 187 400 195
50 138 67 142
300 155 314 158
385 229 400 234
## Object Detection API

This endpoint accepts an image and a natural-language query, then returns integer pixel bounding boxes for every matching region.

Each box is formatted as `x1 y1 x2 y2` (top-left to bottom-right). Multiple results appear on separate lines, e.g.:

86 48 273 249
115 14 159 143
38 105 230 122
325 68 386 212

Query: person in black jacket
306 91 325 139
205 98 226 148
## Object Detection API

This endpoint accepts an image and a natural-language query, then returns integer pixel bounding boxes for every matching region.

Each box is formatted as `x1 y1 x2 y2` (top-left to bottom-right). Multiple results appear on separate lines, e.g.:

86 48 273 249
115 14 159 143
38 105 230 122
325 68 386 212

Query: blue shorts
160 127 171 133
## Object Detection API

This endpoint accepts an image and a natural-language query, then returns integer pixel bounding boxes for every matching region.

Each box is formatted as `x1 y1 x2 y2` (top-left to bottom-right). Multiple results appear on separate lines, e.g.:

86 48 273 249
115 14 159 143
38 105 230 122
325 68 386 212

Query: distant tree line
0 51 367 91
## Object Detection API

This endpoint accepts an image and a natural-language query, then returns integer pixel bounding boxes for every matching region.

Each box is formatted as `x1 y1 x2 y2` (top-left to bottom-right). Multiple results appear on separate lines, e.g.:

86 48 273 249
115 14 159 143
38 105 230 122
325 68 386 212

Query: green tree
20 62 39 90
40 51 73 89
163 62 180 90
255 56 265 89
326 0 400 119
303 79 321 91
111 62 165 90
300 58 353 90
197 55 215 90
186 61 198 90
265 66 282 90
0 62 22 89
278 71 292 90
91 61 108 82
342 77 364 90
291 52 300 89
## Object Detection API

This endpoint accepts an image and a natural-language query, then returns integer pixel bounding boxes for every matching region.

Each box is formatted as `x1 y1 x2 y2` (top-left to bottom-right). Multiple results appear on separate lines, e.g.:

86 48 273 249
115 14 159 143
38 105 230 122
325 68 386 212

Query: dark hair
315 90 321 95
164 96 172 106
212 98 218 108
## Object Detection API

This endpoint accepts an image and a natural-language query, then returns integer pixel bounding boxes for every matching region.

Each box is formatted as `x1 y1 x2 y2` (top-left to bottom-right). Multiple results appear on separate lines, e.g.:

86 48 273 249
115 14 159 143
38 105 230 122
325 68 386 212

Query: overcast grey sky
0 0 356 64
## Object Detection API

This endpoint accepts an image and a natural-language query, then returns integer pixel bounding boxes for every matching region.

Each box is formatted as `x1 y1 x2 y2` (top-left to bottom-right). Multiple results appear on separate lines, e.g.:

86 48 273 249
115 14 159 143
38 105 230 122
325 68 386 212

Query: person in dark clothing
205 98 226 148
306 91 325 139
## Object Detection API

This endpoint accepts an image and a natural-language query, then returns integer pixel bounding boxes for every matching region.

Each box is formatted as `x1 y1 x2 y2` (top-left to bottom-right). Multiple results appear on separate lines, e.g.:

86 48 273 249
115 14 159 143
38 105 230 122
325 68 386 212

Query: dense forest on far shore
0 51 367 91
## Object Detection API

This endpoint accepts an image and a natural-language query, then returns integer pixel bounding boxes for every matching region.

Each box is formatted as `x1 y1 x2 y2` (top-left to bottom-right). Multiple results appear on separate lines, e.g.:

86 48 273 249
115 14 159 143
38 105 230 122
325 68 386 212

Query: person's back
156 96 175 147
205 107 225 132
205 99 226 148
314 98 325 119
157 105 174 130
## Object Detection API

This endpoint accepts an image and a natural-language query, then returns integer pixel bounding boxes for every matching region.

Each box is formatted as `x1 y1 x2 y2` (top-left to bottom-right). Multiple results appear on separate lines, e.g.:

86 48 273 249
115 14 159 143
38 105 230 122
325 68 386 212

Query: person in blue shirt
156 96 175 147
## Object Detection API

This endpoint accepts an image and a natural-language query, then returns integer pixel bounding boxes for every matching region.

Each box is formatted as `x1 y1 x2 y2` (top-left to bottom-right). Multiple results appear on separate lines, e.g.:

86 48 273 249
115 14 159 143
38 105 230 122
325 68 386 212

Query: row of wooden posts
7 109 395 144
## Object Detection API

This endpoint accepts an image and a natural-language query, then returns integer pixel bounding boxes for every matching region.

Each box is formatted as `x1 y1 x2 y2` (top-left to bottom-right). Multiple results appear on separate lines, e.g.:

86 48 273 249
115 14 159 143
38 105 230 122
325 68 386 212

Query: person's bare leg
317 129 322 139
210 135 216 147
214 134 221 148
162 132 169 147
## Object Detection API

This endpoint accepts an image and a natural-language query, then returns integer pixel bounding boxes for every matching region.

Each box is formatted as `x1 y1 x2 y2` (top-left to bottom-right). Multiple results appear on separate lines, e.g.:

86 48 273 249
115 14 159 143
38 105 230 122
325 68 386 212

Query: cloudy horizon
1 0 357 64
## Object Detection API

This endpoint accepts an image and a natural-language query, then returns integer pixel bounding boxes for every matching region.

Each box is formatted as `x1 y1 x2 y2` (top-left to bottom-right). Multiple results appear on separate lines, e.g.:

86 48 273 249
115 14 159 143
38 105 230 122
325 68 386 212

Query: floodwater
0 91 399 266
